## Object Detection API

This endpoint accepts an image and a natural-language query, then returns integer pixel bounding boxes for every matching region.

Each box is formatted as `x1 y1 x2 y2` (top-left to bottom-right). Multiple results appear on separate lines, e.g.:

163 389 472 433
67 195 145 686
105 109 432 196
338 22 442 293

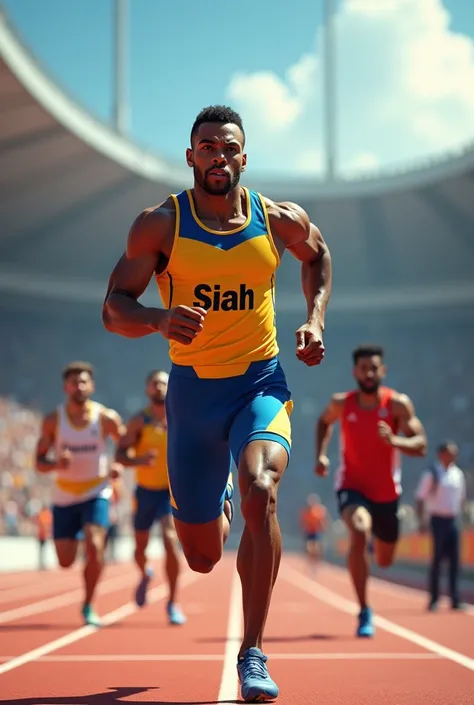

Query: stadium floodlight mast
113 0 128 135
323 0 337 182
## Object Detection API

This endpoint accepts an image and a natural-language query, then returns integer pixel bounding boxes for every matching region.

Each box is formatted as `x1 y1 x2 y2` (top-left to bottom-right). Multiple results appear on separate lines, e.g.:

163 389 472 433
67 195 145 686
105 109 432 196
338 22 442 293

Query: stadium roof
1 7 474 312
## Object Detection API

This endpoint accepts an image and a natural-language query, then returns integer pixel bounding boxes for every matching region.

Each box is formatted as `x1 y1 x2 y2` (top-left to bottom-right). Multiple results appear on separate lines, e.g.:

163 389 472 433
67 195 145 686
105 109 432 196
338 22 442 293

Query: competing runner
315 344 427 637
35 361 125 626
116 369 186 625
103 105 331 701
300 493 327 569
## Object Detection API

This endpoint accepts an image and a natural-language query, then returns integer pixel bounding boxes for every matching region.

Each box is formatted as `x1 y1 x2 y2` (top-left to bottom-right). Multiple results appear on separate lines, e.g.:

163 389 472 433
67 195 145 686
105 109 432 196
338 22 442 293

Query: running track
0 554 473 704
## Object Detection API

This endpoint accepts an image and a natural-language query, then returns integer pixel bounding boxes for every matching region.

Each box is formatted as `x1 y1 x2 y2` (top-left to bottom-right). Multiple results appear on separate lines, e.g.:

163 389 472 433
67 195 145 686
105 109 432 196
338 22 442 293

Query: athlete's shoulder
330 391 351 408
260 196 325 256
99 404 122 423
390 390 413 409
334 391 350 402
133 408 150 425
261 196 310 228
127 197 177 258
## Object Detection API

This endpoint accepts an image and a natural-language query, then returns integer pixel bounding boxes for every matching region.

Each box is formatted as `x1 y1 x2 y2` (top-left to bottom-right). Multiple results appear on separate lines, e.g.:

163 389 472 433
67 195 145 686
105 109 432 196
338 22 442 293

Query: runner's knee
85 531 105 564
185 554 216 574
241 473 277 533
58 553 75 568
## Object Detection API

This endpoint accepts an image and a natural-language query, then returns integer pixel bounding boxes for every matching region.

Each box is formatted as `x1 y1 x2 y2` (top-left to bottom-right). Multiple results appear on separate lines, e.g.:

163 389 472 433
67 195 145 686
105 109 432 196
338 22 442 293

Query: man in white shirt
36 361 125 626
415 440 466 611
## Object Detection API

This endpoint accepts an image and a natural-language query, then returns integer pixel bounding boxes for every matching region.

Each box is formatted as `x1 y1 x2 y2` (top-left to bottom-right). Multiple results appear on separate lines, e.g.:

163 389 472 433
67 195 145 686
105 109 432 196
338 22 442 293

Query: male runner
300 493 327 569
315 344 427 638
35 361 125 626
116 369 186 625
103 105 331 701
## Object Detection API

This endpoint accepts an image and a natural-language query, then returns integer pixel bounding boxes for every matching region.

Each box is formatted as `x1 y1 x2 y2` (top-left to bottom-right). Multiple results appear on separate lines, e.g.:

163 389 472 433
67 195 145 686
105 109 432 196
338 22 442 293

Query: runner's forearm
392 434 427 457
302 246 332 328
316 418 333 457
103 293 164 338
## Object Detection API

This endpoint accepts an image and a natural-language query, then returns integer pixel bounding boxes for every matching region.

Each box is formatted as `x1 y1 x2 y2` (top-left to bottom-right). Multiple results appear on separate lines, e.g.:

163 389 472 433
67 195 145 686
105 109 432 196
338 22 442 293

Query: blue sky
2 0 474 177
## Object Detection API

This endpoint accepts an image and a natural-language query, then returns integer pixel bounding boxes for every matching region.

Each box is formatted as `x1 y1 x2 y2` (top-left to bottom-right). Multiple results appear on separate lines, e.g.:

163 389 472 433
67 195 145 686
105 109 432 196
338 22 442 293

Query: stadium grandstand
1 4 473 545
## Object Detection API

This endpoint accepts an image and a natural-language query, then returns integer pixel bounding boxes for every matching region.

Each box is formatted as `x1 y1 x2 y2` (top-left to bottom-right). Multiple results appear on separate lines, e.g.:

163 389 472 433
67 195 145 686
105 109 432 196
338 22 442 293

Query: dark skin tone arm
35 411 71 473
115 414 156 467
265 198 332 366
102 200 207 343
314 394 345 476
378 393 427 457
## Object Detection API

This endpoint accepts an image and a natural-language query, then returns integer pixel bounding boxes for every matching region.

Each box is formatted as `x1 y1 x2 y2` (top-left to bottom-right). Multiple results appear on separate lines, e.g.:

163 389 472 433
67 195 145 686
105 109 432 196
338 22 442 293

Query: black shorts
337 489 399 544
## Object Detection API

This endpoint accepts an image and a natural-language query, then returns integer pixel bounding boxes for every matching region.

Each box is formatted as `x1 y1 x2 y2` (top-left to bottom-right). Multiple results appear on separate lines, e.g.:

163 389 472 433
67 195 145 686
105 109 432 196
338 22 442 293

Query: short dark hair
190 105 245 145
62 361 94 381
352 344 384 365
146 369 168 383
437 439 458 453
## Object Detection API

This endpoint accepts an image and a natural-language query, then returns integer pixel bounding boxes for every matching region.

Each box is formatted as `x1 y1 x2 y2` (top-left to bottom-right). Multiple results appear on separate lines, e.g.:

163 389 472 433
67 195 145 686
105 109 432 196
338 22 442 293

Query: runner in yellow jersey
117 370 185 624
118 369 234 625
103 105 331 701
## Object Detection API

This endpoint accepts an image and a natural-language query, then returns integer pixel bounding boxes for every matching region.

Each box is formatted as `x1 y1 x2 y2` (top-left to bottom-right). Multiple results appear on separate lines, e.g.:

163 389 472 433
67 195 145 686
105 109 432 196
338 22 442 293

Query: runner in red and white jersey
315 344 427 637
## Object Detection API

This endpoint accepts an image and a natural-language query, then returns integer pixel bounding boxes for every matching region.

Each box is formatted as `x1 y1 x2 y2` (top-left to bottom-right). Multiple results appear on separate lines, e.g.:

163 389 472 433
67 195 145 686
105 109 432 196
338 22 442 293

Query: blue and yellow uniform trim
158 188 292 525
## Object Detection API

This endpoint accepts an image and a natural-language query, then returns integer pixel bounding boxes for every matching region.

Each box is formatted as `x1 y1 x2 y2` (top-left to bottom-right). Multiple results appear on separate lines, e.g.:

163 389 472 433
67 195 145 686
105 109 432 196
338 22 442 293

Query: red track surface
0 553 473 704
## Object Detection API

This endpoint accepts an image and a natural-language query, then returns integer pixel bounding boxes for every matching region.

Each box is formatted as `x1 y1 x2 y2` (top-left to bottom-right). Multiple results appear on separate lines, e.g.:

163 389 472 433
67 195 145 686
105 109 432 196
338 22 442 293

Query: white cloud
225 0 474 177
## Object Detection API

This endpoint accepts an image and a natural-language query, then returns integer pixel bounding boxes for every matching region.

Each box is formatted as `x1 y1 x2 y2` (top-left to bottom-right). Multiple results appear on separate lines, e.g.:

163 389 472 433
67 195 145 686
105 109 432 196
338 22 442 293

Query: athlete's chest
343 406 396 434
140 424 166 447
168 232 277 281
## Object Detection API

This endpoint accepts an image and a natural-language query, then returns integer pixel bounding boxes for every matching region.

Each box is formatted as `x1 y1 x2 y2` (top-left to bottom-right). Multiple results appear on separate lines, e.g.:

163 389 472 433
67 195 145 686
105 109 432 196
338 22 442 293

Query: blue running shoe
135 566 154 608
167 601 186 625
82 603 101 627
225 481 234 525
237 647 279 702
356 606 374 638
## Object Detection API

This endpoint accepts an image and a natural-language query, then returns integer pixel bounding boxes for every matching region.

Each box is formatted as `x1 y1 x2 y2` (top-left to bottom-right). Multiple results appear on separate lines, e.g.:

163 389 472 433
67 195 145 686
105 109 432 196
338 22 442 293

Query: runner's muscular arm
382 394 427 457
101 408 127 443
115 414 150 467
35 412 60 473
316 394 345 462
102 206 170 338
267 200 332 331
266 199 332 366
102 202 206 343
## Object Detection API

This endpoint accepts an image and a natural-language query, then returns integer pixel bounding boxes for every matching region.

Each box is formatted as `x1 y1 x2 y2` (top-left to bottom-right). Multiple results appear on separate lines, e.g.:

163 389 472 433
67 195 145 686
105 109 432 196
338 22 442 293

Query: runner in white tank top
35 361 125 627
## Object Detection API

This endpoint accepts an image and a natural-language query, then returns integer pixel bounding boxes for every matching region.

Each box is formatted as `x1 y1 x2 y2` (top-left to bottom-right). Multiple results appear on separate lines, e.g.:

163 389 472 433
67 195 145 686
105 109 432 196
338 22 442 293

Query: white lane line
217 569 242 703
0 651 442 663
0 575 82 605
0 564 129 605
0 570 139 624
324 562 474 613
0 572 200 675
283 565 474 672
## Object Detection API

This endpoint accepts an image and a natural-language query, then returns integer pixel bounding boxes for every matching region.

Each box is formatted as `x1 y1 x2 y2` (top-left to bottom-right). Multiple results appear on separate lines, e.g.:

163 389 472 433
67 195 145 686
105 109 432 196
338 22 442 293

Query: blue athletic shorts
165 356 292 524
53 496 109 540
306 532 322 542
133 485 171 531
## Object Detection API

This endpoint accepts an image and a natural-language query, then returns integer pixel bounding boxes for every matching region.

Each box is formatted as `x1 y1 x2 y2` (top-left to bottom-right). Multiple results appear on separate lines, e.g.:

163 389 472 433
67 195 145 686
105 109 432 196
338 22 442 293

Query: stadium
0 2 473 702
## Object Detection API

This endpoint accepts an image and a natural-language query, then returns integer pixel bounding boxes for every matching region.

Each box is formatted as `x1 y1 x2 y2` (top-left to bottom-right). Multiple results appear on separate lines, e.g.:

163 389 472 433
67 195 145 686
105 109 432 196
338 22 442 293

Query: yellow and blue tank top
156 188 280 378
134 410 169 491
